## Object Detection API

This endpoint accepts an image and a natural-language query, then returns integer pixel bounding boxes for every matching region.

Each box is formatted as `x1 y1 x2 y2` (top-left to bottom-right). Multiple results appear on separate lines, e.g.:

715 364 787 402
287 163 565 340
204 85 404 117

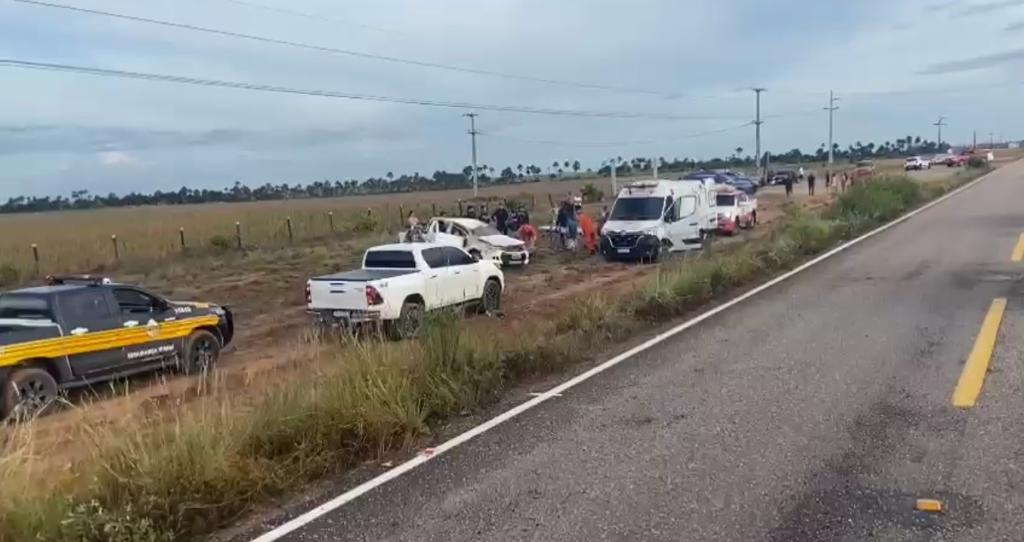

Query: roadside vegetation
0 170 991 542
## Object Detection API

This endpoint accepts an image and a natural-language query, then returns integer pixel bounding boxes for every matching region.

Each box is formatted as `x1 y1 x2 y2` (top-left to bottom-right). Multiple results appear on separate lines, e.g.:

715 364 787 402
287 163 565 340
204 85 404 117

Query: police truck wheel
183 330 221 375
1 367 58 421
387 302 424 340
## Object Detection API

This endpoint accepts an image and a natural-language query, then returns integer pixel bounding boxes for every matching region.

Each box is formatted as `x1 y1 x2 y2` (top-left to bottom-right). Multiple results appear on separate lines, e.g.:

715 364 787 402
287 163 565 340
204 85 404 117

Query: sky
1 0 1024 199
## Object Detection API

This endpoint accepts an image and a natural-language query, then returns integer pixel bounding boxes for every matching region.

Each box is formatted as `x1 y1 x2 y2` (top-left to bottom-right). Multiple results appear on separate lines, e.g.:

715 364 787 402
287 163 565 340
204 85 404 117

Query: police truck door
57 288 126 376
112 287 179 368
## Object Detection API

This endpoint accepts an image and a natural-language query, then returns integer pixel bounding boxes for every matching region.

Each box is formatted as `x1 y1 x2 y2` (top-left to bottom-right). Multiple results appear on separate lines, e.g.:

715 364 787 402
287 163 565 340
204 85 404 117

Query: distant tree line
0 135 955 214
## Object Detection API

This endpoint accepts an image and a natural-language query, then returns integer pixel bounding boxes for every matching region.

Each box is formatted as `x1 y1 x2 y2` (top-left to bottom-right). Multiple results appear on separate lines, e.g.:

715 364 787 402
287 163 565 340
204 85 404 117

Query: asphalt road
269 161 1024 541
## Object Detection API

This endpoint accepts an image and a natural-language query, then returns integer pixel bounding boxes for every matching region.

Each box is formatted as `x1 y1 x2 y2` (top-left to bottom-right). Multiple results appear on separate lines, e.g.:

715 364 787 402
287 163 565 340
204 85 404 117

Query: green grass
0 174 987 542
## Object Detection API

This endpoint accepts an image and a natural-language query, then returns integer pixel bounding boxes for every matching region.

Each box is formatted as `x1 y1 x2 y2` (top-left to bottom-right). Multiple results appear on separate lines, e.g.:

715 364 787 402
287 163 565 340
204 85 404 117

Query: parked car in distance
0 275 234 420
853 160 876 179
714 188 758 236
904 156 931 170
770 169 798 185
943 154 968 167
726 176 759 195
402 217 528 266
306 243 504 340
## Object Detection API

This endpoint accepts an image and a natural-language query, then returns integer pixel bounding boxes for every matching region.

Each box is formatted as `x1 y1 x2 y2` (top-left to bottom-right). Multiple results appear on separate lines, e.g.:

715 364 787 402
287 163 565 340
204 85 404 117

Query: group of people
553 193 600 254
783 168 853 198
404 192 605 255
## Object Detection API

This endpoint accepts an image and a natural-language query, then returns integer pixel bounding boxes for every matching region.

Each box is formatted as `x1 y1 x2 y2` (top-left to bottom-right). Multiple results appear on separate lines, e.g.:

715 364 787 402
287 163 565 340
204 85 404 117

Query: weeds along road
251 160 1024 541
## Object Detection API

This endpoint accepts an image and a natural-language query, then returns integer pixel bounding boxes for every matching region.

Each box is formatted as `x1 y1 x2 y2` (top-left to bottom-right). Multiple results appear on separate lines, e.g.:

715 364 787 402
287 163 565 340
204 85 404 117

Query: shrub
208 235 234 251
967 156 986 168
831 176 922 224
580 183 604 203
0 264 19 288
351 214 379 234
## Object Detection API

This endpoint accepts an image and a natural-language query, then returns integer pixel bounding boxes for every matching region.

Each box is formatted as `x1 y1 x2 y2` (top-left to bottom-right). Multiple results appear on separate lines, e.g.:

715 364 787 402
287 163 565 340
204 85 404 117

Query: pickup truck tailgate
307 279 369 311
307 269 415 311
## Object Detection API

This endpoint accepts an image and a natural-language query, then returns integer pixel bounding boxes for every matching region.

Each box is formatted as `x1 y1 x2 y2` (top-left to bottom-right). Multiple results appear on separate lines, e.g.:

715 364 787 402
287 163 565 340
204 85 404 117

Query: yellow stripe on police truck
0 315 219 367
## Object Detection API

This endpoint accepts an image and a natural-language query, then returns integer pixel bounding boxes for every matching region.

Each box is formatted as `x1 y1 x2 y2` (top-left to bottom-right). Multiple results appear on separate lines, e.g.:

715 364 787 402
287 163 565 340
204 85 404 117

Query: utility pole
973 129 977 151
989 131 994 148
753 88 765 180
933 116 946 152
463 113 479 197
824 90 839 165
609 158 618 193
652 156 659 179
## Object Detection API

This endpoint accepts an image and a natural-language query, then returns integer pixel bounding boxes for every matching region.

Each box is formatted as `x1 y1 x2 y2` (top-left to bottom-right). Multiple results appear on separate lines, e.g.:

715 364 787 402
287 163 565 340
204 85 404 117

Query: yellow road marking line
952 298 1007 408
1012 233 1024 262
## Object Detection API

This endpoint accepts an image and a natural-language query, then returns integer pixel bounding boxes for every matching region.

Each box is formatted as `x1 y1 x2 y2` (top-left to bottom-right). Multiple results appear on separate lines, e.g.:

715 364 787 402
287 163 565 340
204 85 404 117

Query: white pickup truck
306 243 504 339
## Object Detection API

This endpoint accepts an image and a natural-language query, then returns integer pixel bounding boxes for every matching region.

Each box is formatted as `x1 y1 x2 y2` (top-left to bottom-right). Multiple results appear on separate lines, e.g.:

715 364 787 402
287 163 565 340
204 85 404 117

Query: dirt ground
9 161 989 468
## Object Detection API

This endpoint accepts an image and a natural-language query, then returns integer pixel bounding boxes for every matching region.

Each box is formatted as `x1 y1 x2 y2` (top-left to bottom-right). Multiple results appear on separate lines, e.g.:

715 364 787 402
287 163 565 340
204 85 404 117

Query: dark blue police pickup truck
0 275 233 419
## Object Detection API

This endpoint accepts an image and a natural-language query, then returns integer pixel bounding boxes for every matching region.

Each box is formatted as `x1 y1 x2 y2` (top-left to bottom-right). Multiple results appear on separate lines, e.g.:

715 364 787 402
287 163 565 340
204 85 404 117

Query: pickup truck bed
310 269 417 282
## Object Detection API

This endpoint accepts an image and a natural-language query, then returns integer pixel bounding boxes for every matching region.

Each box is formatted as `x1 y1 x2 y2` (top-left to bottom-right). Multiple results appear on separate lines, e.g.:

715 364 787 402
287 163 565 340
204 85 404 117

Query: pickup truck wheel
2 367 58 421
388 302 424 340
183 330 221 375
479 279 502 313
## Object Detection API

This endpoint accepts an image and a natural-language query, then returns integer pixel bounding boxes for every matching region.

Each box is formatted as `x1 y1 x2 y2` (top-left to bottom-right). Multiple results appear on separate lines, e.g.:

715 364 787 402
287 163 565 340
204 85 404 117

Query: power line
0 58 748 121
214 0 412 38
481 122 754 147
13 0 682 98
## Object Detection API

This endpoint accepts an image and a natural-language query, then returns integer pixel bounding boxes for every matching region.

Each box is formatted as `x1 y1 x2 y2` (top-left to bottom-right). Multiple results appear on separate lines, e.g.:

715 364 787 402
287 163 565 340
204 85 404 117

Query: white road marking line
250 169 1001 542
528 392 563 398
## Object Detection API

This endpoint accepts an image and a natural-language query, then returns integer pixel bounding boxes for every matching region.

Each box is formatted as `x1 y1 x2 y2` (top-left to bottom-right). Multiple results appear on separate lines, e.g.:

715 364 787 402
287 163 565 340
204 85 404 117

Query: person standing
465 204 477 219
493 201 510 235
807 171 816 196
784 174 794 198
577 208 598 255
517 221 538 250
824 170 832 191
840 171 849 193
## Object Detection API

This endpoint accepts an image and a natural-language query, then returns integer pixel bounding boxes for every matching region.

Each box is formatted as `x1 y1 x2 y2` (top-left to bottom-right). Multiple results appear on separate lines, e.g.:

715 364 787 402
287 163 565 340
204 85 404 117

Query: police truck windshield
609 198 665 221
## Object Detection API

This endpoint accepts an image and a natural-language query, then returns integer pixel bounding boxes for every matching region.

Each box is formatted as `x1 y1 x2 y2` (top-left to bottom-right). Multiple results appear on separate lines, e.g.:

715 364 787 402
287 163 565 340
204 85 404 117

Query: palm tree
516 164 524 178
386 171 394 181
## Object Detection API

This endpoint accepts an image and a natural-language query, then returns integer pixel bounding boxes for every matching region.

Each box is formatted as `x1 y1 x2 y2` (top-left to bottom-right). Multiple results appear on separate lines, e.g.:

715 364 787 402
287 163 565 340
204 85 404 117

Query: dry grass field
0 177 615 282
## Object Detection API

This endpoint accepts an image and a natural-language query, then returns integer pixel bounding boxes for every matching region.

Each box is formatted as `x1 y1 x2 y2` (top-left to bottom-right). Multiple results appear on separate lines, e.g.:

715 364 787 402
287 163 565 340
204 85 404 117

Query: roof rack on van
46 274 111 286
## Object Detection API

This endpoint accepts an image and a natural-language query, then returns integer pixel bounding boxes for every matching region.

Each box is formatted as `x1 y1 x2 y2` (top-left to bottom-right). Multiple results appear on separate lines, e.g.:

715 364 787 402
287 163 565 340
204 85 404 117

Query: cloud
98 150 138 166
918 47 1024 73
2 0 1024 199
957 0 1024 14
1007 20 1024 30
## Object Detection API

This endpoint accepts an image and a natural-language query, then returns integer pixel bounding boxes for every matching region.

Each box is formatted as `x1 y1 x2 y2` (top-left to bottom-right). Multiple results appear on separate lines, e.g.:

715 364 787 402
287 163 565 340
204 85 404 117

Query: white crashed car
400 217 529 266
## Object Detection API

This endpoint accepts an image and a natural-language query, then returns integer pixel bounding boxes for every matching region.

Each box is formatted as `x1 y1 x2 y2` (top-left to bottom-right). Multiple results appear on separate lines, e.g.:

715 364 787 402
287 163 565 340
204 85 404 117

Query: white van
599 180 717 261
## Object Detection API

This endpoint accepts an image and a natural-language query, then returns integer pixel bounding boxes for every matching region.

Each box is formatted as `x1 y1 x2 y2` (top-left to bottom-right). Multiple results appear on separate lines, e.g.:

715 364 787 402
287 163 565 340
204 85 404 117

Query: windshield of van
609 197 665 221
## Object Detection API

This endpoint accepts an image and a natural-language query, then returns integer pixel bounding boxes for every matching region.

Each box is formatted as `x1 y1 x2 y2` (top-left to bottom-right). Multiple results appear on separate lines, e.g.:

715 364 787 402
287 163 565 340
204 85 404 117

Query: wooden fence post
458 199 464 216
286 216 294 244
111 234 119 260
235 222 242 249
398 205 405 228
328 211 335 232
431 203 437 216
179 227 186 250
31 243 39 277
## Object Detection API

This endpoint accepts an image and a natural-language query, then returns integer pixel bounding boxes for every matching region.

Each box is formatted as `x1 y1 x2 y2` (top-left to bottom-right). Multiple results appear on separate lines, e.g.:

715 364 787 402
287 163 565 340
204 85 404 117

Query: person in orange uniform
577 207 598 254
